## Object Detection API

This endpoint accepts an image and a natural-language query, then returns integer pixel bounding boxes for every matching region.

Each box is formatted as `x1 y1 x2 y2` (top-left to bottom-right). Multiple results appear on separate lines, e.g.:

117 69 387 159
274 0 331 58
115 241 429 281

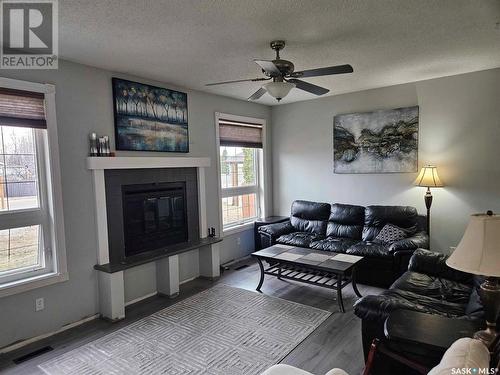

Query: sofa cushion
326 203 365 239
390 271 472 304
277 232 324 247
362 205 418 241
374 223 409 244
346 241 391 258
310 237 358 252
428 338 490 375
290 200 331 235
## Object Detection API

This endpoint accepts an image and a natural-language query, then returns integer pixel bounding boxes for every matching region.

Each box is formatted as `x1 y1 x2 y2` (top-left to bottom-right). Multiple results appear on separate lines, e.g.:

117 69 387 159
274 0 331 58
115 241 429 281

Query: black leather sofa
258 200 429 287
353 249 484 359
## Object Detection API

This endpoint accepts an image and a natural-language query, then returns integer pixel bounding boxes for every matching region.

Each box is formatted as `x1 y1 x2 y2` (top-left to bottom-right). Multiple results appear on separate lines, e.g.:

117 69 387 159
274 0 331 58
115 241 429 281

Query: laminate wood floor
0 259 383 375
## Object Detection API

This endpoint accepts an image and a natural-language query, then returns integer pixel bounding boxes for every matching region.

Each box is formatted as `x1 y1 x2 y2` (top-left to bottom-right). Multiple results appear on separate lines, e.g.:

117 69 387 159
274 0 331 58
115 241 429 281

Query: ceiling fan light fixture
264 81 295 101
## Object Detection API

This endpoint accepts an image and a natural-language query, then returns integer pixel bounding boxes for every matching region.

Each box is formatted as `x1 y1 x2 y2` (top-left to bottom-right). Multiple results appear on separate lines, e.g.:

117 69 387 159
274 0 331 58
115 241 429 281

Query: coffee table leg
256 257 265 292
352 266 362 298
337 276 345 313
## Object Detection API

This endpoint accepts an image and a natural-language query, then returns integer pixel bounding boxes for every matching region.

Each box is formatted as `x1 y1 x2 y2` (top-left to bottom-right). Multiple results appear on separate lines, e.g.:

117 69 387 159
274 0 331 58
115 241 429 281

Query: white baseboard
222 255 252 267
0 313 99 354
179 275 198 285
124 276 198 306
124 291 158 307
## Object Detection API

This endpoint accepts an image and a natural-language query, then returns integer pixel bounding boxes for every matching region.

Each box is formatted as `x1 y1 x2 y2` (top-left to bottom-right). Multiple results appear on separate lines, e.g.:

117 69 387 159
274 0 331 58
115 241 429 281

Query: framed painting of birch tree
112 78 189 152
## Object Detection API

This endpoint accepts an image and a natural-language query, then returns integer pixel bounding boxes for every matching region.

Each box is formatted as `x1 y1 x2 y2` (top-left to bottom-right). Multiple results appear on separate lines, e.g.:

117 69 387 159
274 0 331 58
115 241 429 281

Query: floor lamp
414 165 444 236
446 212 500 347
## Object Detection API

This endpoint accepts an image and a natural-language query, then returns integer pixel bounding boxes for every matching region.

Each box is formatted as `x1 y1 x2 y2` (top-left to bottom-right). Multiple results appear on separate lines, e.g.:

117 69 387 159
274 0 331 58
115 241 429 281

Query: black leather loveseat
258 200 429 286
353 249 484 359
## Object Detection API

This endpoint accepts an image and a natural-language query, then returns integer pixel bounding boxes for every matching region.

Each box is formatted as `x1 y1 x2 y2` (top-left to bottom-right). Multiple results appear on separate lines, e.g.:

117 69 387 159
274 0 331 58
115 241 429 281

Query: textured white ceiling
59 0 500 105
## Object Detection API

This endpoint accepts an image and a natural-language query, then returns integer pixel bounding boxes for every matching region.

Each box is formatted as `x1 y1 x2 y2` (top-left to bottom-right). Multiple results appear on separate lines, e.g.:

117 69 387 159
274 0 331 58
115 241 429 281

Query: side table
253 216 289 250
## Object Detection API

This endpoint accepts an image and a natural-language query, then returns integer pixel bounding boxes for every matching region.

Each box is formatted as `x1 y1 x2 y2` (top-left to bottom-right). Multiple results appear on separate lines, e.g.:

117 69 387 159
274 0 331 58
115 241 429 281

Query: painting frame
112 77 189 153
333 106 419 174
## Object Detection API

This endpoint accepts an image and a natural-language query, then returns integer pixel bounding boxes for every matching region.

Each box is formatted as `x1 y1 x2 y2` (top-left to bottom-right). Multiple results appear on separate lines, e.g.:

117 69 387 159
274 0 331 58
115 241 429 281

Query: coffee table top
251 244 363 274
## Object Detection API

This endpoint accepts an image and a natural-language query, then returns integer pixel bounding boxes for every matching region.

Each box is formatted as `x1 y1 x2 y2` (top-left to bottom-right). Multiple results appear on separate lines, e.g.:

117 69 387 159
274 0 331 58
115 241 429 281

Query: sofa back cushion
290 200 331 235
362 205 418 241
326 203 365 239
409 249 473 283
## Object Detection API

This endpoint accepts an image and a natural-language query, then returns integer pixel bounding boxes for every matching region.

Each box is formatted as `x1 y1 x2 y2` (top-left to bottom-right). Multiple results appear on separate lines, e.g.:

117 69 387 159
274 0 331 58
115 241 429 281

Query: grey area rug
39 284 331 375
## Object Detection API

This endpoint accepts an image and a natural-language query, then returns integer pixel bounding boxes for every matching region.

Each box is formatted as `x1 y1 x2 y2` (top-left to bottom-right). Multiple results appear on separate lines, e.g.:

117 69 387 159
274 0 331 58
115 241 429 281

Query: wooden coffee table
251 244 364 312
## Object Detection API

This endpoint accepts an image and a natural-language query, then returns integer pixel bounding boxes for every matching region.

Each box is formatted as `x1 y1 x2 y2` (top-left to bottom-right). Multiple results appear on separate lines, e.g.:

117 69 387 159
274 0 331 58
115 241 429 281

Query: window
0 80 66 296
217 115 265 231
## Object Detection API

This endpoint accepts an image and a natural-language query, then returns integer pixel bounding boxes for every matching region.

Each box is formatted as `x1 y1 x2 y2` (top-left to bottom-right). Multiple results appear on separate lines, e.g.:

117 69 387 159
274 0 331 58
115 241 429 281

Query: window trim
215 112 268 236
0 77 67 298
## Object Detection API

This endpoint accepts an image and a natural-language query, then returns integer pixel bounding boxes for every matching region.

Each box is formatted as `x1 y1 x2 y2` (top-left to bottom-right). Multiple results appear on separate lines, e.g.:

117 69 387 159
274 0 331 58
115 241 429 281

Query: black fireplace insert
122 181 188 257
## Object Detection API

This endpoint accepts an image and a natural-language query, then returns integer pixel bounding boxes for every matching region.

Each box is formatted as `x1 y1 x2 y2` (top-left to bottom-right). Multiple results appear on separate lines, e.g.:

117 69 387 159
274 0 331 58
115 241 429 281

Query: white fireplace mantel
86 156 210 170
87 156 218 321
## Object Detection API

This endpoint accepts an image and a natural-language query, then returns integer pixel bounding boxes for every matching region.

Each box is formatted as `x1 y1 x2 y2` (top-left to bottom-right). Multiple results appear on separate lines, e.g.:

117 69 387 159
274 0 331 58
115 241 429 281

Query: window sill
0 271 68 298
223 222 254 237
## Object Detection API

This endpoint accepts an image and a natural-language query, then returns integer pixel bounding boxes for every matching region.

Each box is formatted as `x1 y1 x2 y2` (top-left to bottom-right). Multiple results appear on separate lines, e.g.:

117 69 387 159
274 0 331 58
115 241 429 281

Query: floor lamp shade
446 213 500 277
414 165 444 188
414 165 443 236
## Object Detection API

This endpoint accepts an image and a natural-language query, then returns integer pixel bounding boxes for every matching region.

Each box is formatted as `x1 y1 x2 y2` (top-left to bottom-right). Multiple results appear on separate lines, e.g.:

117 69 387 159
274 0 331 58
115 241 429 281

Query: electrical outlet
236 238 241 246
35 298 44 312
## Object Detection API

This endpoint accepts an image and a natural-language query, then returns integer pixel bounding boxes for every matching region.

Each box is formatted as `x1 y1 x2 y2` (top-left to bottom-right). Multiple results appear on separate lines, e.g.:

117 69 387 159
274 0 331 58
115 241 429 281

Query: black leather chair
353 249 485 359
258 200 429 286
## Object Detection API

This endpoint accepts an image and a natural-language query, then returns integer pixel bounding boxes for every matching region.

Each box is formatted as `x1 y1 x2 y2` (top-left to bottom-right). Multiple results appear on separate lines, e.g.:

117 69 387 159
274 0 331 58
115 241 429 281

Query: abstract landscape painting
334 106 419 173
112 78 188 152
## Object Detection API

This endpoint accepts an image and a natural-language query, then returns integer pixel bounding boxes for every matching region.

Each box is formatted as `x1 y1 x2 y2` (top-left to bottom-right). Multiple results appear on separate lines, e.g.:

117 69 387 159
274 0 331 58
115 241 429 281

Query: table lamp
446 211 500 346
414 165 444 235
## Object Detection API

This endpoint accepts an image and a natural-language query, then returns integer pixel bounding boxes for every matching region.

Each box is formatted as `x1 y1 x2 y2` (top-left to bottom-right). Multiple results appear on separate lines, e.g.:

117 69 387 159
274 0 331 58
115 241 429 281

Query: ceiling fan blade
206 77 269 86
290 64 353 78
287 79 329 95
248 87 267 101
254 60 281 75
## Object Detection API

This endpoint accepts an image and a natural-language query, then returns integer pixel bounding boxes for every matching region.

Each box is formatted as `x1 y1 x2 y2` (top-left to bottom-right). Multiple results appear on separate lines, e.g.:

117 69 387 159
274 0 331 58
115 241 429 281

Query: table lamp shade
414 165 444 187
446 213 500 277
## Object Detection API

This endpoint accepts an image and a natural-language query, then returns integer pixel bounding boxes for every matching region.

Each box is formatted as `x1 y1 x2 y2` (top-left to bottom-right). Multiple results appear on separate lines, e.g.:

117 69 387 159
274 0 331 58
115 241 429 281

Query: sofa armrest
408 249 472 283
388 231 429 252
258 220 293 241
353 294 414 322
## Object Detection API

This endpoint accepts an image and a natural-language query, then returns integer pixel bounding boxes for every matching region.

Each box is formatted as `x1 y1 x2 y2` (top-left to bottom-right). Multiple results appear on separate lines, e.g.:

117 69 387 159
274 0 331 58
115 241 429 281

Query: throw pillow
374 223 408 245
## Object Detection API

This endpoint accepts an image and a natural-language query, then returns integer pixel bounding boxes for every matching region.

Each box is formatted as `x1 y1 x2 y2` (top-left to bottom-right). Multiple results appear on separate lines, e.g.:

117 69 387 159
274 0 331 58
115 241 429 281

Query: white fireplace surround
87 156 219 321
87 156 211 265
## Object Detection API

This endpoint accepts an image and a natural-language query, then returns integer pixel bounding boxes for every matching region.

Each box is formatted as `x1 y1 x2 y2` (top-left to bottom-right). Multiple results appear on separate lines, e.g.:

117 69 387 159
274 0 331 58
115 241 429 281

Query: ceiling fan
206 40 353 102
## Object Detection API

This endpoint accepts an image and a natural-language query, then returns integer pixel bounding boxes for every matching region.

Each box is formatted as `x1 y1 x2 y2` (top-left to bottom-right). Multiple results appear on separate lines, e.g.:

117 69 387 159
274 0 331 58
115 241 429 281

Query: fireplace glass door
122 182 188 257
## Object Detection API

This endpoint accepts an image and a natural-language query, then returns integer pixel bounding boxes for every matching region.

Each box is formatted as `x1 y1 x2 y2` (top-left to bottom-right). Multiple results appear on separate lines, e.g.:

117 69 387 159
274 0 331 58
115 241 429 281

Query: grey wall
271 68 500 252
0 60 271 348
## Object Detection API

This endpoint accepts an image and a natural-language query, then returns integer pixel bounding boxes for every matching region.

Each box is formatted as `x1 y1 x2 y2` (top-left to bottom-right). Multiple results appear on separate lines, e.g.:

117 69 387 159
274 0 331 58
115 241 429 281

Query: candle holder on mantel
89 133 114 157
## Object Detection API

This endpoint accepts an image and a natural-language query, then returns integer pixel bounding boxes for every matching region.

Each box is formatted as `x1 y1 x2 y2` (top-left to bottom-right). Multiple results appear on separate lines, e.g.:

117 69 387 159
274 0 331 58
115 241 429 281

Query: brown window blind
0 88 46 129
219 119 263 148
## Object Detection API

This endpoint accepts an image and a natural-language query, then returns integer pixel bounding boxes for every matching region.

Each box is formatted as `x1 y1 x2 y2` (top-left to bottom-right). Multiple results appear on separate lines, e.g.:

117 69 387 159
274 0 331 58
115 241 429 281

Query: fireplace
104 167 200 264
122 182 188 257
